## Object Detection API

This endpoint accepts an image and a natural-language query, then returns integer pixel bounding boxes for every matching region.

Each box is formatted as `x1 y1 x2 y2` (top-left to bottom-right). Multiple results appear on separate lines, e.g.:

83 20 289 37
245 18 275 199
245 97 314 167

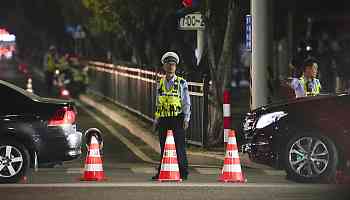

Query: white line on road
0 183 337 189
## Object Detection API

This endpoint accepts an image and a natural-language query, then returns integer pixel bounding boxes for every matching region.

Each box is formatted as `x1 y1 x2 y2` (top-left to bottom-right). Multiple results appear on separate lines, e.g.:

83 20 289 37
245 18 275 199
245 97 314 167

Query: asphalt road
0 59 349 200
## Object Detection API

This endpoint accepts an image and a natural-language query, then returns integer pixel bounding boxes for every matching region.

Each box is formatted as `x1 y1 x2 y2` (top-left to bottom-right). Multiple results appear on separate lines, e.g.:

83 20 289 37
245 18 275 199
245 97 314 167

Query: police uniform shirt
291 77 321 98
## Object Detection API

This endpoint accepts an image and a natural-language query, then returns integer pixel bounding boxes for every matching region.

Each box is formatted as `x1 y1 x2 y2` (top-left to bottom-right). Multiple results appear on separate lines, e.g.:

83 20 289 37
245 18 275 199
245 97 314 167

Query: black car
241 94 350 183
0 80 82 183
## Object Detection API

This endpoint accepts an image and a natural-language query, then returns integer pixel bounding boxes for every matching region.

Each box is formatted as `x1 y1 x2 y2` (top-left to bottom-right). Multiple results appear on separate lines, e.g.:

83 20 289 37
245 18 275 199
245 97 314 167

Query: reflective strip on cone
87 149 101 157
222 164 242 173
160 164 180 171
165 138 176 145
225 150 240 158
227 138 237 145
85 164 104 172
162 150 178 158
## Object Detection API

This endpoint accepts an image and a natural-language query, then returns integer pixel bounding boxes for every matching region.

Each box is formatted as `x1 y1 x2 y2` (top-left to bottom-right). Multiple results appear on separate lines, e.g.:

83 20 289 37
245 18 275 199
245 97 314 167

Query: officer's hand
183 121 189 130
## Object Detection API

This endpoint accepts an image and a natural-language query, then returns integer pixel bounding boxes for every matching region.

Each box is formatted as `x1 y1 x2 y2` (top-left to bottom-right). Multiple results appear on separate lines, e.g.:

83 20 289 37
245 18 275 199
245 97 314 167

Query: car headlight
255 111 287 129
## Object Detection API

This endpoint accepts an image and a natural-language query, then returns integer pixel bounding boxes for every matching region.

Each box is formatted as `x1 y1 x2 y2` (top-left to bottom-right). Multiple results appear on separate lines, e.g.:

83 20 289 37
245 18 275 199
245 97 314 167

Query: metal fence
87 61 206 146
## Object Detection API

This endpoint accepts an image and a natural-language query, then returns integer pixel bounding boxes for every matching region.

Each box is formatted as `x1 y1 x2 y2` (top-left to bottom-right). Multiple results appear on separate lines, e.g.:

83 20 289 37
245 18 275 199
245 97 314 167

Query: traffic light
177 0 201 18
182 0 200 8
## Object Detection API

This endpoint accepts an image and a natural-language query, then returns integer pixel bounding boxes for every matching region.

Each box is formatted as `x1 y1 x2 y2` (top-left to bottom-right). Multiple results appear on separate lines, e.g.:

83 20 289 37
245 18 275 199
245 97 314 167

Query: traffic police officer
152 52 191 180
291 59 321 98
43 45 58 93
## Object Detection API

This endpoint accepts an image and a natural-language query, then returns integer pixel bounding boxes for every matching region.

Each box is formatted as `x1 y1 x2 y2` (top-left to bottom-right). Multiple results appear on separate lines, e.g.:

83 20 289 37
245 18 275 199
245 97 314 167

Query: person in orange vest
152 52 191 181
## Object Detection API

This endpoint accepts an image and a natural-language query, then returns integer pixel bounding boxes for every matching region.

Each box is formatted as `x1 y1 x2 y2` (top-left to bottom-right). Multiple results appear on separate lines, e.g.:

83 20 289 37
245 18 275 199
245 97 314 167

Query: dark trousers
157 116 189 178
45 71 54 94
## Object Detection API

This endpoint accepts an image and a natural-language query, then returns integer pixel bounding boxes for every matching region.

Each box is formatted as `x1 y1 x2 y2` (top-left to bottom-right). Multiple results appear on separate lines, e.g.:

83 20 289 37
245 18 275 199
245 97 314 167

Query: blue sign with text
245 15 252 51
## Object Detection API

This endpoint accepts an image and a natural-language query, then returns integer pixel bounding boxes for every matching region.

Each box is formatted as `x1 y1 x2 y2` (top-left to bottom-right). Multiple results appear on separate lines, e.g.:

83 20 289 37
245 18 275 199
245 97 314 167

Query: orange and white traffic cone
81 135 106 181
158 130 182 182
219 130 246 183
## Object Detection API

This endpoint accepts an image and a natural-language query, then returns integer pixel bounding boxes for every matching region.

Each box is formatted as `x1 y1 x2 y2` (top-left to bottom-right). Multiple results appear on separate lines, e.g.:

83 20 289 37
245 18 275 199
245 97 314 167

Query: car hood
251 93 342 114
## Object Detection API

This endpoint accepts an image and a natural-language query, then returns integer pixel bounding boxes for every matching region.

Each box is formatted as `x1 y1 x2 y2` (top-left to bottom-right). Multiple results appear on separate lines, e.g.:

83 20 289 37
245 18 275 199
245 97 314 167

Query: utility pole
251 0 271 109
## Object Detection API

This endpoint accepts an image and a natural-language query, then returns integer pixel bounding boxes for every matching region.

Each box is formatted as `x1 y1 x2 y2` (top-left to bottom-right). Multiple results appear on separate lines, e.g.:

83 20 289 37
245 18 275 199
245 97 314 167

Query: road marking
0 183 337 188
76 101 157 164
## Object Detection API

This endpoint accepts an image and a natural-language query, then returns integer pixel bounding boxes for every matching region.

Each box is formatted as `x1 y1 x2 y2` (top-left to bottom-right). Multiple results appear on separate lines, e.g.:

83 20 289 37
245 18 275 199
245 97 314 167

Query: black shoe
151 174 159 180
181 174 188 181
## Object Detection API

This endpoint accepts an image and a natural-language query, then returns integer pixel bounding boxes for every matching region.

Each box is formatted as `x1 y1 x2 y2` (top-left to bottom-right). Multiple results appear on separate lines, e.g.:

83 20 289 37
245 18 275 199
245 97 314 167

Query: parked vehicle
0 80 82 183
241 94 350 183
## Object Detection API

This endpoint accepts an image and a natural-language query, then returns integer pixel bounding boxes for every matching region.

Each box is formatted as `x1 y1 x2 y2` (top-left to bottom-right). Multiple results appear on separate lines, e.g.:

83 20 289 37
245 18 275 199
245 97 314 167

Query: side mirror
84 128 103 150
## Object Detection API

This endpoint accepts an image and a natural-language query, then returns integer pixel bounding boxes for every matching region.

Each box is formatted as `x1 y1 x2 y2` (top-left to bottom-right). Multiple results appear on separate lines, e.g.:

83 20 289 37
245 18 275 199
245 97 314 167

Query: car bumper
38 124 82 163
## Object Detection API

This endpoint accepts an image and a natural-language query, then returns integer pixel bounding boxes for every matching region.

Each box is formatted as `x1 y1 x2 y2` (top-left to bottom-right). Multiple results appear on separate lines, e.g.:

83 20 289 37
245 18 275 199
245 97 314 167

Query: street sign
245 14 252 51
178 12 205 30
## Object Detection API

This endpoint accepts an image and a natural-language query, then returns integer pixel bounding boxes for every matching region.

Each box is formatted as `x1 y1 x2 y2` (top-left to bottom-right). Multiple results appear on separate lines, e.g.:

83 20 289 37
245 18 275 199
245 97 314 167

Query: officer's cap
161 52 179 65
49 45 56 51
303 58 319 70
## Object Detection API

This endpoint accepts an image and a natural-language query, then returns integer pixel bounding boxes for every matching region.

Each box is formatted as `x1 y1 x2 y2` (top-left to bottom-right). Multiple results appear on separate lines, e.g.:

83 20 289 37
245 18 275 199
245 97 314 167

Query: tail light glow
48 107 76 126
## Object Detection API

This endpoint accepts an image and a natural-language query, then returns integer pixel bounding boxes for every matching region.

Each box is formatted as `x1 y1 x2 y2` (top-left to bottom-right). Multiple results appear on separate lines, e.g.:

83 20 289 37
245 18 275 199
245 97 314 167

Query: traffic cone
81 135 106 181
219 130 246 183
158 130 182 182
26 78 33 93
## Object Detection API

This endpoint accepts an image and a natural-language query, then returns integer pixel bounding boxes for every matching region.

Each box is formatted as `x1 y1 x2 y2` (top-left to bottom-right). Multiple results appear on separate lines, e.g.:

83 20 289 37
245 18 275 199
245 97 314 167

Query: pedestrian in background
152 52 191 181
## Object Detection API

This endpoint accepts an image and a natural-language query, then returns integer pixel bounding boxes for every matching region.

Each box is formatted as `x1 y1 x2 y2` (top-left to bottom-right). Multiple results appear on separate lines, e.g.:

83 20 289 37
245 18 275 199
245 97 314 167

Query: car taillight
48 107 76 126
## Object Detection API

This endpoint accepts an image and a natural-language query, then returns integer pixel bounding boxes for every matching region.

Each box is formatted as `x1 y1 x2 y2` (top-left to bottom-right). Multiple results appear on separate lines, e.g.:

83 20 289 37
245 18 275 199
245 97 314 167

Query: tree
202 0 240 146
81 0 184 66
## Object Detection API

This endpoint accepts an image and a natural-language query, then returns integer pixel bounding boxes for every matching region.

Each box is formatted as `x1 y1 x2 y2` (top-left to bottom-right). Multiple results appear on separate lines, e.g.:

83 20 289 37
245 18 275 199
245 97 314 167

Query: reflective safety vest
58 57 69 71
47 54 56 72
155 76 184 118
299 76 321 96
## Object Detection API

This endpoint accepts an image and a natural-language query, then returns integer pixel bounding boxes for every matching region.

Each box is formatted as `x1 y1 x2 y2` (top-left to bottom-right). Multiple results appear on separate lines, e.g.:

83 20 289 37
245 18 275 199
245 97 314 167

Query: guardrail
87 61 206 146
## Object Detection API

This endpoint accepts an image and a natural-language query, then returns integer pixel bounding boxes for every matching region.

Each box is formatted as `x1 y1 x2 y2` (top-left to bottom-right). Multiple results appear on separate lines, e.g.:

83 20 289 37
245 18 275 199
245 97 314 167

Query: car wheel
284 133 338 183
0 139 30 183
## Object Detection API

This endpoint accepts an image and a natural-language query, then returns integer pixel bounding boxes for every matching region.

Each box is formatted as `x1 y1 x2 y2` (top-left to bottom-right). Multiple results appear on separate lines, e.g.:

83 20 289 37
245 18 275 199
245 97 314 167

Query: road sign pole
196 30 204 66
